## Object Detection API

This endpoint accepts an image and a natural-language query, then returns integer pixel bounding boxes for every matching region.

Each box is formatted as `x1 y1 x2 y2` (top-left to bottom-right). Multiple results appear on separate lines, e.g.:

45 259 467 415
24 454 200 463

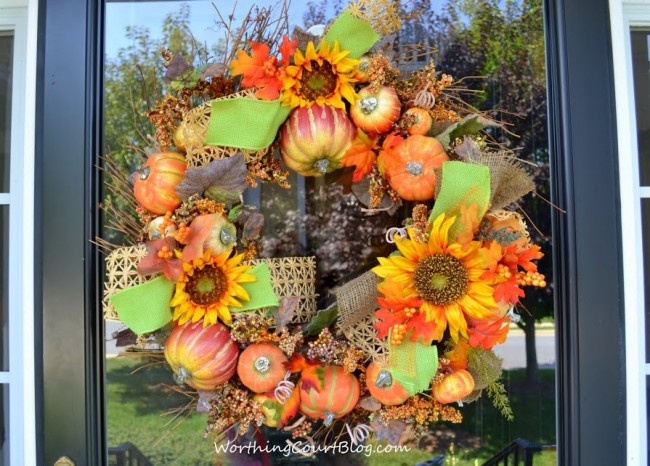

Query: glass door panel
103 2 556 464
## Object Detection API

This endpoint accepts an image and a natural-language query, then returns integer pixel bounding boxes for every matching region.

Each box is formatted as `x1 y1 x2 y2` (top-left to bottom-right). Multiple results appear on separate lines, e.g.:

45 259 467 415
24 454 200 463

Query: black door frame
35 0 627 464
36 0 104 464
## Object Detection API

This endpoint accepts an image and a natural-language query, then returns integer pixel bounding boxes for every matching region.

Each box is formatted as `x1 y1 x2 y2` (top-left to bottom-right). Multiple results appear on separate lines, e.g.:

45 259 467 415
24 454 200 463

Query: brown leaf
369 418 407 445
243 211 265 241
359 396 382 412
165 54 192 82
291 26 320 52
200 63 227 80
196 390 217 413
273 296 300 332
175 153 248 204
454 137 483 161
351 177 400 214
112 328 137 347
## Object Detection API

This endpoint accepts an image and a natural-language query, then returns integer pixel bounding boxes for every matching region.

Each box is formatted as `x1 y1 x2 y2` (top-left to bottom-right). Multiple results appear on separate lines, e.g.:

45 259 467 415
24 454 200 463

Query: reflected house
0 0 643 465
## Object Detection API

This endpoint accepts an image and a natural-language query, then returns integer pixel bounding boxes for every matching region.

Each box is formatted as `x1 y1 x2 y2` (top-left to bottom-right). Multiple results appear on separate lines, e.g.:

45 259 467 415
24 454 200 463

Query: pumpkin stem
220 225 237 246
139 166 151 181
255 356 271 373
359 96 378 114
175 366 190 385
313 159 330 174
323 411 335 427
406 161 423 176
375 369 393 388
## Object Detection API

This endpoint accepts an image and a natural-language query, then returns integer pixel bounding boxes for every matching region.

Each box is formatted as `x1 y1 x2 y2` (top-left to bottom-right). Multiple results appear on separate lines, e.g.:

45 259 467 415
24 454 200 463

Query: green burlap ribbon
204 11 379 150
233 263 279 312
323 11 380 59
204 99 291 149
110 275 175 335
429 161 491 241
389 334 439 396
110 263 278 335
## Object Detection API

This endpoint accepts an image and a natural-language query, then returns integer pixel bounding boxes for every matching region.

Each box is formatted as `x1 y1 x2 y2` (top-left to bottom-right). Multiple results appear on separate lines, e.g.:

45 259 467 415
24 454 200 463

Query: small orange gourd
433 369 475 404
365 362 410 406
378 134 449 201
237 342 288 394
403 107 433 136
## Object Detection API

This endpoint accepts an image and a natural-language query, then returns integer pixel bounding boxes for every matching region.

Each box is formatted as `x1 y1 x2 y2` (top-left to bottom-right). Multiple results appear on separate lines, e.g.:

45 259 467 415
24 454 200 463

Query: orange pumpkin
164 322 239 391
378 134 449 201
433 369 475 404
366 362 410 406
299 365 360 425
237 342 288 393
403 107 433 136
134 152 187 214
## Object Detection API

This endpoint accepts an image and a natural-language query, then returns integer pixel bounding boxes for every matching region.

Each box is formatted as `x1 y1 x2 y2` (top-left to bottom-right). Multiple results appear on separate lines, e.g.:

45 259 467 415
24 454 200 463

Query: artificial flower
230 42 284 100
279 35 298 66
375 278 445 344
373 213 498 343
467 314 511 350
341 129 379 182
170 250 256 326
282 40 359 109
137 237 183 282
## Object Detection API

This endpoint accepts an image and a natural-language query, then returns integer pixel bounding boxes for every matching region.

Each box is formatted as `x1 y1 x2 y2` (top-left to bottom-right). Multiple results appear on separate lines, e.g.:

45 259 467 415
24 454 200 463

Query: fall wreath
102 0 546 454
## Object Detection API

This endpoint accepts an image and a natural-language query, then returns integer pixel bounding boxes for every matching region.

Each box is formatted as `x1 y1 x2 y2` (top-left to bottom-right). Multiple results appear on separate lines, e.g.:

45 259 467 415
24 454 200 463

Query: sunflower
373 213 497 343
170 250 256 327
282 40 359 110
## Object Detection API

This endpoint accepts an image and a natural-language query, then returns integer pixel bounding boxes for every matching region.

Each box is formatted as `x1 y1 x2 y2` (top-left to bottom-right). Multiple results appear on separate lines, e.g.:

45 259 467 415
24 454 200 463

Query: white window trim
610 1 650 465
0 3 36 465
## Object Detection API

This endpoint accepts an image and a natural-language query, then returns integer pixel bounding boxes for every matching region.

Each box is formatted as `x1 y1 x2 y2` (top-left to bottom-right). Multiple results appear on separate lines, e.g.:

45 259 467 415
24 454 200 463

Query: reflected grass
107 358 556 466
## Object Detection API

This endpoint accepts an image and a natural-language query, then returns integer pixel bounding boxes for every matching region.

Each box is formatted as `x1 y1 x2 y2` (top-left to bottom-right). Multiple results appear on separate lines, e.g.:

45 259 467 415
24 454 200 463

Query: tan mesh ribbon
334 271 381 330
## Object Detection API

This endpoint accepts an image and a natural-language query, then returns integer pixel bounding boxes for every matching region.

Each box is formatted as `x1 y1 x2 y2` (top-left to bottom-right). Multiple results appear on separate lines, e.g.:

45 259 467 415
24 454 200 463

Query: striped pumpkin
164 322 239 391
279 104 356 177
134 151 186 214
299 365 359 425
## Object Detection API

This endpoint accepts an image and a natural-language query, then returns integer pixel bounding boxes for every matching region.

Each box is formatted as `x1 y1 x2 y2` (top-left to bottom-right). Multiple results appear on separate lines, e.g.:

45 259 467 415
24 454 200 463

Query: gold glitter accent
413 255 468 305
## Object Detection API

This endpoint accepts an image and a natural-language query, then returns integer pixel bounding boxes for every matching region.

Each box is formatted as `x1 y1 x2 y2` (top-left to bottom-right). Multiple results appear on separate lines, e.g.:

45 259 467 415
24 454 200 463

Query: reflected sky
106 1 313 59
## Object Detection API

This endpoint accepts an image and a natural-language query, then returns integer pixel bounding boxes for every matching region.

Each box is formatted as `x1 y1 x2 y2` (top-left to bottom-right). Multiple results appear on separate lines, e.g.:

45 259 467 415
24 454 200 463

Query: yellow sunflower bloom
373 213 497 342
282 39 359 109
170 250 256 327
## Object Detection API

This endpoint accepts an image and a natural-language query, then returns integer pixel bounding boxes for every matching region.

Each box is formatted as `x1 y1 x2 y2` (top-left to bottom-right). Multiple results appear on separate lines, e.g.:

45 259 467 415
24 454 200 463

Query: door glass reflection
103 2 556 465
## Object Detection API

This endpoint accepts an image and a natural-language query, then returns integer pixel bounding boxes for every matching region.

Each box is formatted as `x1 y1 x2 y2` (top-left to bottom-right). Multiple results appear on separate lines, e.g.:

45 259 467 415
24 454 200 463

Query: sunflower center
186 264 227 305
413 254 468 305
299 60 337 101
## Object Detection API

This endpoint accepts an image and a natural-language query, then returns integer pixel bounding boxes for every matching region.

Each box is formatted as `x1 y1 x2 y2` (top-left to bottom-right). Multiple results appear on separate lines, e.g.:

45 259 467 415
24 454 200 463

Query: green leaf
228 204 244 222
304 305 338 336
435 114 501 150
